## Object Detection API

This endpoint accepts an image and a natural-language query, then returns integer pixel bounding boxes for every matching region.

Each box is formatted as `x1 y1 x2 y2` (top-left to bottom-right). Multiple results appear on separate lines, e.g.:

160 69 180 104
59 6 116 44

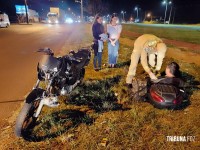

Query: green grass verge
123 24 200 44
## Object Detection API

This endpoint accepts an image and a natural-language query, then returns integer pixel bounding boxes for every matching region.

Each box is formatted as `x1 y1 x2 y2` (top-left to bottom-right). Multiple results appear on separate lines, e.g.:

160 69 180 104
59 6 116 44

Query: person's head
165 62 180 77
94 13 103 24
110 13 118 24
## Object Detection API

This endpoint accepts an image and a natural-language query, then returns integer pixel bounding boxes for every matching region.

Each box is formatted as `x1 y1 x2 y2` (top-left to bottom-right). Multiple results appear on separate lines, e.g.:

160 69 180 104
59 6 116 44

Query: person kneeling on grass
126 34 167 88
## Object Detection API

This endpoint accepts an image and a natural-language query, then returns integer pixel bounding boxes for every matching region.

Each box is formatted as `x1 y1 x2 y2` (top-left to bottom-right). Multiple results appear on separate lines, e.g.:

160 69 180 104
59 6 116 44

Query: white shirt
107 24 122 39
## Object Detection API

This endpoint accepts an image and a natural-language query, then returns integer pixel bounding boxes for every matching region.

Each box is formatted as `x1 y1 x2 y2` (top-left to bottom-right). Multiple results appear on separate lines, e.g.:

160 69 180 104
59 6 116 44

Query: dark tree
85 0 109 15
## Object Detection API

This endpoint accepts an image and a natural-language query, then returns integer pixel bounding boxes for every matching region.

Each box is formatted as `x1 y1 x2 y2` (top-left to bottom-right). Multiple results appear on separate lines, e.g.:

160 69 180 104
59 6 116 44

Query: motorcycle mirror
37 48 54 56
69 50 75 55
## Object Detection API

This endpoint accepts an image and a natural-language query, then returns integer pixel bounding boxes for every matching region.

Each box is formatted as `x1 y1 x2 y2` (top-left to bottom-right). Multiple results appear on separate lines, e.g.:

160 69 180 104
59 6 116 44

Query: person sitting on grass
152 61 185 88
130 62 186 102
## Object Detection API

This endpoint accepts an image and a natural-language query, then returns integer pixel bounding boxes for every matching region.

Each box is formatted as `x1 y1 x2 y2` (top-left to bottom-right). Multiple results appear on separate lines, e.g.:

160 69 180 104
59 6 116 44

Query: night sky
0 0 200 23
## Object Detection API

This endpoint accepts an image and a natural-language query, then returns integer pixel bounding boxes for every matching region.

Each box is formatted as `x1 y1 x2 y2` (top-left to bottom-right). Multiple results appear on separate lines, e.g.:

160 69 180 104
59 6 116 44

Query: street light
75 0 83 22
168 4 173 24
162 0 172 24
121 11 126 21
134 7 139 20
147 13 152 21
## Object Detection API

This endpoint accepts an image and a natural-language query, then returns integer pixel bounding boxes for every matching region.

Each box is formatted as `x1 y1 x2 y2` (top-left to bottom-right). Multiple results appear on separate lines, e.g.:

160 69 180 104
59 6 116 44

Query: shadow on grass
21 76 131 142
67 75 129 112
181 71 200 101
115 60 131 68
23 109 94 142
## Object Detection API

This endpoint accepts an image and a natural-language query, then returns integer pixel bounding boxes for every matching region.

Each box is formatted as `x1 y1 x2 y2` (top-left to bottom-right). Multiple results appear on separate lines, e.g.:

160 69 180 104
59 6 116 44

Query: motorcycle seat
71 57 87 69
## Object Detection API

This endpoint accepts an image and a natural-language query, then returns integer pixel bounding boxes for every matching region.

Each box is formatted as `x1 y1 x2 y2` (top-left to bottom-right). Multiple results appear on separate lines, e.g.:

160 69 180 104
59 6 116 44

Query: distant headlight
48 20 51 23
65 18 73 24
55 20 59 24
134 19 139 23
103 20 106 24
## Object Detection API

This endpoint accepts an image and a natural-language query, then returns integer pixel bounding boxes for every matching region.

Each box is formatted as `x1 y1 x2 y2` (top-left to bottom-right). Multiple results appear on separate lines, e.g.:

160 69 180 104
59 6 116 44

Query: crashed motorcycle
131 77 188 109
148 83 186 109
15 48 91 138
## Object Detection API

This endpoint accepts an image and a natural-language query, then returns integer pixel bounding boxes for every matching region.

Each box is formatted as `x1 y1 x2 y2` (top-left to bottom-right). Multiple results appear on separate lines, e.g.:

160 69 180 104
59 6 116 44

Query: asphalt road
0 23 86 123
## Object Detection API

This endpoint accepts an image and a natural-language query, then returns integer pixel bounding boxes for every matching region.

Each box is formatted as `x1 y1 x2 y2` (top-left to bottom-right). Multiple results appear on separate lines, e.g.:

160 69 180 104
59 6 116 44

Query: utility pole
162 0 172 24
121 11 126 21
168 5 173 24
172 7 176 24
164 2 168 24
135 7 138 19
81 0 83 22
24 0 29 24
143 11 146 22
75 0 83 22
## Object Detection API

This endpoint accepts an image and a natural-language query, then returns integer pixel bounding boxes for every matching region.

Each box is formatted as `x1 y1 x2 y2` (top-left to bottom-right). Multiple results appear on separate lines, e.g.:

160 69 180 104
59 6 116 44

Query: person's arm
92 24 97 40
92 24 101 40
155 44 167 71
151 77 166 83
112 25 122 44
178 78 186 88
106 24 113 43
155 53 166 71
141 49 157 80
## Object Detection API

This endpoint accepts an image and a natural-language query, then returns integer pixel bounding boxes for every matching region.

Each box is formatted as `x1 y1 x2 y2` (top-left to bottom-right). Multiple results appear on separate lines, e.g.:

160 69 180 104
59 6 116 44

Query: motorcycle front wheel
15 89 44 138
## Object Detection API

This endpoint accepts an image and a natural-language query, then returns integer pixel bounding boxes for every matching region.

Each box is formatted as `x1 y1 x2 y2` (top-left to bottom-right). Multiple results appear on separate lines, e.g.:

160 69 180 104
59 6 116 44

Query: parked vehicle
0 12 10 28
15 48 91 138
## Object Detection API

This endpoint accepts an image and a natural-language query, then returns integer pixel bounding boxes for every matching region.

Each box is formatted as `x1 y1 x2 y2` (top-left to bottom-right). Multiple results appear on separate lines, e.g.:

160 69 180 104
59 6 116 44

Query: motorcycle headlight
53 67 58 72
55 20 59 24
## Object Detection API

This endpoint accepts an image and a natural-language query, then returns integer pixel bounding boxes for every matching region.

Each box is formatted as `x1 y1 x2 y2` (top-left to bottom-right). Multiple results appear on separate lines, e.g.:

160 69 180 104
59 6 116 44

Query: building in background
28 9 39 22
15 5 39 23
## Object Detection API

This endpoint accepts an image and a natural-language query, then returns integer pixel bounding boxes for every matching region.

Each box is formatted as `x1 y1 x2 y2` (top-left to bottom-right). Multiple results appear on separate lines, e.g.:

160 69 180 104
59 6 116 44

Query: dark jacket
156 77 185 88
92 22 104 55
92 22 104 41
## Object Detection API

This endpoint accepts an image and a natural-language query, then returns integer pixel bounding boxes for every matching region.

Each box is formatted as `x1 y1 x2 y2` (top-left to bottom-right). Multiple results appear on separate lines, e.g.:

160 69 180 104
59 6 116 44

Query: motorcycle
147 78 188 109
15 47 91 138
131 77 188 109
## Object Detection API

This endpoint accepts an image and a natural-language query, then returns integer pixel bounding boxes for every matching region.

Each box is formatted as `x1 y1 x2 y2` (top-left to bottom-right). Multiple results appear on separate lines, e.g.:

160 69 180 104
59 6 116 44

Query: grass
123 24 200 44
1 24 200 149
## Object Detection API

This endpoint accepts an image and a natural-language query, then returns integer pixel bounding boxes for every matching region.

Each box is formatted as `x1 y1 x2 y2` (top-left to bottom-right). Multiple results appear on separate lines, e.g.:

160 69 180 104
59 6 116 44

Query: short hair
167 62 180 77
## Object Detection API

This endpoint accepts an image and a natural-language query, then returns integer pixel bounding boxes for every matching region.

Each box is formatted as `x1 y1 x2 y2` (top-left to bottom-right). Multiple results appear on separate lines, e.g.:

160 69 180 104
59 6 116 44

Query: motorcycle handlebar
36 48 54 56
